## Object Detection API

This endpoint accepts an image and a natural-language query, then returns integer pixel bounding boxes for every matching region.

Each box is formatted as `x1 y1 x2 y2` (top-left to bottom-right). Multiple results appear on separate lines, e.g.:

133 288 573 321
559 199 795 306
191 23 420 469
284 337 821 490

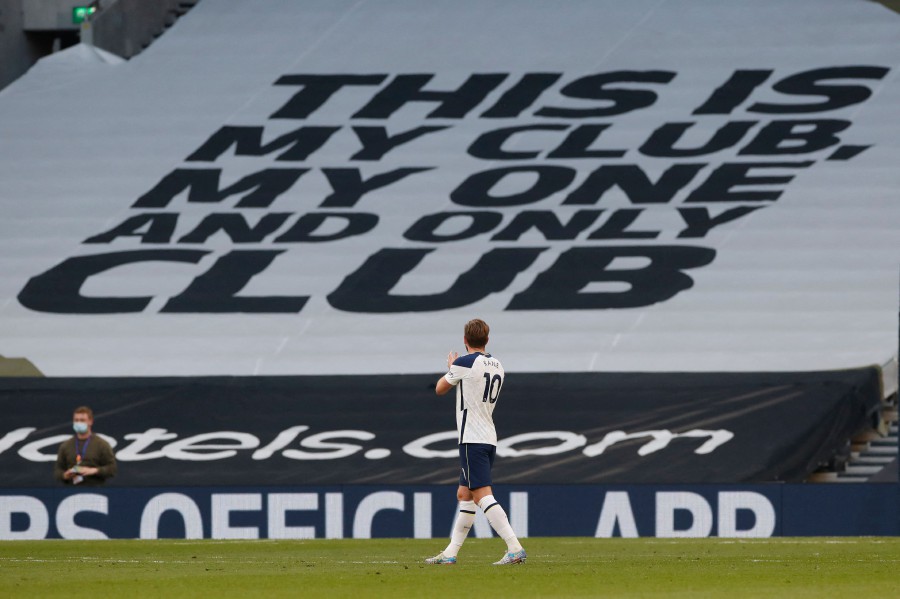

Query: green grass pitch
1 538 898 598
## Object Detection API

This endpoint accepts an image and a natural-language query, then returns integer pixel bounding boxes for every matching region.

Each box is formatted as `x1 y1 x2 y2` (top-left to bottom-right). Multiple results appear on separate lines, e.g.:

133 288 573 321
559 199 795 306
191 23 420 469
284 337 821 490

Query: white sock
443 501 476 558
477 495 523 553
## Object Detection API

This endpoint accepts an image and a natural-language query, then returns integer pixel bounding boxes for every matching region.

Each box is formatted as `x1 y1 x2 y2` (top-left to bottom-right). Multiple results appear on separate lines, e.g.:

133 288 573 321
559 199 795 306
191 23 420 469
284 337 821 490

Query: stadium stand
85 0 199 59
0 0 897 538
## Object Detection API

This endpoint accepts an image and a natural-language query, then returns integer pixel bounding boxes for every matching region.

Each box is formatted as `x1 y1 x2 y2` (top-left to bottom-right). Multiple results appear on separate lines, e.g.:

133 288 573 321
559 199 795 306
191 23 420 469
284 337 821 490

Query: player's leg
425 448 478 564
426 488 474 564
468 446 526 565
442 486 476 557
473 486 525 562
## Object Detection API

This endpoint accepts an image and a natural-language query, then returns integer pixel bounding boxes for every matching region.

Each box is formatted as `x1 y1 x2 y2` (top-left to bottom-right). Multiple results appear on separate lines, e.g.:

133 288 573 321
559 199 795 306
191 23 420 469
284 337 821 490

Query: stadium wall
0 372 884 486
0 0 46 91
1 372 895 539
1 0 898 542
2 0 898 381
1 484 897 540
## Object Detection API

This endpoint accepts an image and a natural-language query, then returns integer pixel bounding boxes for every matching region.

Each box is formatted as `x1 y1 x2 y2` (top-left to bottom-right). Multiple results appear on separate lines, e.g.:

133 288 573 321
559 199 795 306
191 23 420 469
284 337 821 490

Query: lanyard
74 435 91 464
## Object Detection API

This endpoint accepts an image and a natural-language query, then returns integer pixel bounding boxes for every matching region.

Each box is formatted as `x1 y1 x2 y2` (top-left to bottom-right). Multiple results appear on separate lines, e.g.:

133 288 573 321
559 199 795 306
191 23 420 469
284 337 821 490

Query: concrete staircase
85 0 200 59
810 399 899 482
837 414 898 482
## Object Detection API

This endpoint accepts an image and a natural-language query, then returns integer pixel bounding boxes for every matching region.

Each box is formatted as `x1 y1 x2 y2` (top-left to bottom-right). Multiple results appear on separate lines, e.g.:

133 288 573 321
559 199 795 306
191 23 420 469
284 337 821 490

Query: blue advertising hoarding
1 484 896 540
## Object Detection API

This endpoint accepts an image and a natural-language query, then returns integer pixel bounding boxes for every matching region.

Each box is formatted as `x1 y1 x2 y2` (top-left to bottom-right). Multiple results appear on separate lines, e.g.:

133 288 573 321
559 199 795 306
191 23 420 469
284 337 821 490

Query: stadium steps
144 2 200 51
840 419 898 481
89 0 202 59
813 401 898 483
842 464 887 476
175 1 199 17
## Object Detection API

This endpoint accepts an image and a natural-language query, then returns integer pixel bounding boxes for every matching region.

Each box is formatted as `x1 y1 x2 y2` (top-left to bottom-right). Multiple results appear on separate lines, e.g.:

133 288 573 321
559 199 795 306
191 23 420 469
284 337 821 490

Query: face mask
73 422 89 434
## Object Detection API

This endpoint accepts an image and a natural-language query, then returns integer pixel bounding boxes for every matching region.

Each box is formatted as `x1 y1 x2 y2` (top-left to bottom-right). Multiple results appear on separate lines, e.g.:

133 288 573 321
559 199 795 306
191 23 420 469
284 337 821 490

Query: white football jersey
444 352 505 445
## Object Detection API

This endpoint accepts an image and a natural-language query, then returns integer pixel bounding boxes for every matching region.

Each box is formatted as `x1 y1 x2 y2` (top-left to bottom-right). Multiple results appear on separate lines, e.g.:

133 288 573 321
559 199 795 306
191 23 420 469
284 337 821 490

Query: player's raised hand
447 351 458 370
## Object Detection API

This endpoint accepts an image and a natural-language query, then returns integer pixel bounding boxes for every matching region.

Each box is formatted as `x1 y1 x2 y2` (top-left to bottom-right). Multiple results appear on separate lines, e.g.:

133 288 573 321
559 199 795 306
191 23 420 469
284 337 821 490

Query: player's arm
435 377 453 395
436 351 459 395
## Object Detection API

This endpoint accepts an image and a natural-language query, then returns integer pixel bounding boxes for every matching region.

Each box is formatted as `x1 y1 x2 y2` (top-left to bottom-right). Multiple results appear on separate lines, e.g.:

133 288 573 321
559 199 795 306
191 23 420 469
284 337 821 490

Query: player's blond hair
464 319 489 348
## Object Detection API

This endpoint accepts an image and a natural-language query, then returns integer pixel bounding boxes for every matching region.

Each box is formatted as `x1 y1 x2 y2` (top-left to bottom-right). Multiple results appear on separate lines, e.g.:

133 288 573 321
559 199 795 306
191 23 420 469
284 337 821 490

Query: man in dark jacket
55 406 117 485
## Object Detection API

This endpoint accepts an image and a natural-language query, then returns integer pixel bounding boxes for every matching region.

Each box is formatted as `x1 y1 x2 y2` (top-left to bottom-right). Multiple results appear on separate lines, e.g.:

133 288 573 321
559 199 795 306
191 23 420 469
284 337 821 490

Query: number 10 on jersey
483 373 502 403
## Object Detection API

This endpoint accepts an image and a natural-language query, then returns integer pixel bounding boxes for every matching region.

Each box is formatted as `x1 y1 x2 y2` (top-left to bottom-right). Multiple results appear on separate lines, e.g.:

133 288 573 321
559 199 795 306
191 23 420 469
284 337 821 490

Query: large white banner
0 0 898 376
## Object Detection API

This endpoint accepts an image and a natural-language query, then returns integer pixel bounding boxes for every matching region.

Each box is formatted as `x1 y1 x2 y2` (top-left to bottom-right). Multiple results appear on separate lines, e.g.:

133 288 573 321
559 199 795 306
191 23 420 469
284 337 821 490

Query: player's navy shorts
459 443 496 489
